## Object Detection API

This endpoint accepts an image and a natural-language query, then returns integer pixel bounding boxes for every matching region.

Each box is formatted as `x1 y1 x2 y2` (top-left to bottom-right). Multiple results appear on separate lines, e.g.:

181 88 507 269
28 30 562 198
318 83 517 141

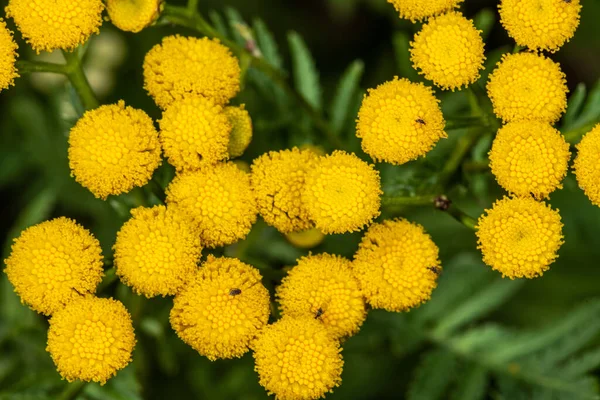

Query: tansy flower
225 105 253 158
106 0 162 33
356 77 446 165
387 0 464 22
352 219 440 312
143 35 240 109
113 206 202 298
4 218 104 316
476 196 563 279
302 151 381 234
277 254 366 339
410 12 485 91
487 53 567 124
46 297 135 384
499 0 581 52
159 95 231 172
166 162 257 248
574 124 600 207
251 148 319 233
68 101 162 199
170 256 270 360
489 121 570 199
0 19 18 91
285 228 325 249
6 0 103 53
252 316 343 400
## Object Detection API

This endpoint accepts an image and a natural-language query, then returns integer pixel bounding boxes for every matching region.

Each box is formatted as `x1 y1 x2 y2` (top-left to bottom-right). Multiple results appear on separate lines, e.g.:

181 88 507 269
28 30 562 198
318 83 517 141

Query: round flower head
6 0 103 53
302 151 381 234
143 35 241 109
0 19 18 91
225 105 253 158
353 219 440 312
356 77 446 165
499 0 581 52
277 254 365 339
170 256 270 360
68 101 161 199
387 0 464 22
4 217 104 316
574 124 600 207
487 53 567 124
252 316 343 400
285 228 325 249
410 12 485 90
489 121 570 199
166 162 257 248
114 206 202 298
106 0 162 33
476 197 563 279
47 297 135 384
159 95 231 172
251 148 319 233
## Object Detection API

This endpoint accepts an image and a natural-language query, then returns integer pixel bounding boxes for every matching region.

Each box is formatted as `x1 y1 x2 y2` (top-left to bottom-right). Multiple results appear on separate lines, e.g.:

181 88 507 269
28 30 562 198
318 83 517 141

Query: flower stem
57 381 86 400
15 59 68 75
443 204 478 231
438 127 485 186
381 194 436 207
61 50 99 111
187 0 199 13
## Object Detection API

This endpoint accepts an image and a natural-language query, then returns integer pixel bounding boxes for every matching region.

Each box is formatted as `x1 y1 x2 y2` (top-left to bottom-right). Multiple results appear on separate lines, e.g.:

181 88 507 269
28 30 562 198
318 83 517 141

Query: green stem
61 50 99 110
15 59 67 75
187 0 199 13
381 195 435 207
438 128 485 185
445 116 487 131
443 204 478 231
57 381 86 400
463 159 490 173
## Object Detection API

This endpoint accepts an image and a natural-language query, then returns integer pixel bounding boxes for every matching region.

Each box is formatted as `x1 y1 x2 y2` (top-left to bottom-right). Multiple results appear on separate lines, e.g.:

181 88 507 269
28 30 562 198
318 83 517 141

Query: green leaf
572 79 600 130
407 349 458 400
224 7 247 46
330 60 364 135
209 10 229 38
253 18 283 69
473 9 495 41
287 31 322 110
450 365 488 400
562 83 587 130
392 32 419 81
562 348 600 378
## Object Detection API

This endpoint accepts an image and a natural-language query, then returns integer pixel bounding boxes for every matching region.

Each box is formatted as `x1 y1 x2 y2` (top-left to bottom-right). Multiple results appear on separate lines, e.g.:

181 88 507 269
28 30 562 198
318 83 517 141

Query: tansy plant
1 0 600 399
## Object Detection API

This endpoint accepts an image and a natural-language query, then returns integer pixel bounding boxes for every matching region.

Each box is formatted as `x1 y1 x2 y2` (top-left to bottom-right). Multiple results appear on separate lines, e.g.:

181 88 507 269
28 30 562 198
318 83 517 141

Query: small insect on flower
416 118 426 125
314 307 324 319
229 288 242 296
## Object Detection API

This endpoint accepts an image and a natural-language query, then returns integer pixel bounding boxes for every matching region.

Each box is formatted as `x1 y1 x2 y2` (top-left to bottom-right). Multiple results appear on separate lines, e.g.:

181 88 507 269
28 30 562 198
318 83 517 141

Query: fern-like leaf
287 31 322 111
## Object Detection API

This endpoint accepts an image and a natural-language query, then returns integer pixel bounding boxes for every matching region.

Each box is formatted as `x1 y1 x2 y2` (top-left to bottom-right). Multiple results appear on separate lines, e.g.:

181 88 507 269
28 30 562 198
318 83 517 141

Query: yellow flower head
476 196 563 279
251 148 319 233
159 95 231 172
356 77 447 165
410 12 485 90
387 0 464 22
170 256 270 360
487 52 567 124
225 105 253 158
352 219 440 312
252 316 343 400
106 0 162 33
5 217 104 316
68 101 162 199
0 19 18 91
574 124 600 207
47 297 135 384
114 206 202 298
499 0 581 52
277 254 366 339
166 162 257 248
489 121 570 199
143 35 241 109
302 151 381 234
6 0 103 53
285 228 325 249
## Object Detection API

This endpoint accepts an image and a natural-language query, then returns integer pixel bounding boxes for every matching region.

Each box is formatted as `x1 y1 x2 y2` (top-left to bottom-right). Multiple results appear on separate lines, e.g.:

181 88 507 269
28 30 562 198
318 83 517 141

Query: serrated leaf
408 349 458 400
209 10 229 38
330 60 364 135
450 365 488 400
253 18 283 69
392 32 419 81
224 7 246 46
287 31 322 110
473 9 495 41
562 83 587 130
450 324 511 354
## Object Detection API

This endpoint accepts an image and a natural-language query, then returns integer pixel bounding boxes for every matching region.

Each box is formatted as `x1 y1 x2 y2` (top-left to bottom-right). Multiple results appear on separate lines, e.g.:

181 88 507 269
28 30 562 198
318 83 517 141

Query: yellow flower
251 148 319 233
410 12 485 91
143 35 240 109
499 0 581 52
47 297 135 384
574 124 600 207
170 256 270 360
285 228 325 249
277 254 366 339
0 19 18 91
68 101 162 199
489 121 570 199
476 196 563 279
6 0 103 53
302 151 381 234
113 206 202 298
356 77 446 165
106 0 162 33
252 316 343 400
387 0 463 22
352 219 440 312
166 162 257 248
487 53 567 124
4 217 104 316
159 95 231 172
225 105 253 158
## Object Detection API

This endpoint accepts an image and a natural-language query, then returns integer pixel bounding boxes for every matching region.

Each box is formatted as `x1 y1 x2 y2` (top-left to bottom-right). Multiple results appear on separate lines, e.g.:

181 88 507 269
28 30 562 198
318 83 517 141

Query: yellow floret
159 95 231 172
68 101 162 199
46 297 135 384
410 12 485 90
356 77 446 165
387 0 464 22
574 124 600 207
489 121 570 199
499 0 581 52
487 52 567 124
166 162 257 248
0 19 18 91
302 151 381 234
170 256 270 360
225 105 253 158
285 228 325 249
4 217 104 316
352 219 441 312
6 0 103 53
106 0 162 33
143 35 240 109
252 316 343 400
476 196 563 279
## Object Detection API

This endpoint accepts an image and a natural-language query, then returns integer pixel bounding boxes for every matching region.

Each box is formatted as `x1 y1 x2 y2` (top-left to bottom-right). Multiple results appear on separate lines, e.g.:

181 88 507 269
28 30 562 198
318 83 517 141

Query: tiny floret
285 228 325 249
0 19 18 91
387 0 463 22
225 105 253 158
106 0 162 33
574 124 600 207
